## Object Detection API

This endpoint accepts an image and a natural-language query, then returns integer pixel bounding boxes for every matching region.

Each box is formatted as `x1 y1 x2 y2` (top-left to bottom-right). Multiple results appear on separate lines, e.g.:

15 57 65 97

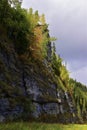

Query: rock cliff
0 26 86 123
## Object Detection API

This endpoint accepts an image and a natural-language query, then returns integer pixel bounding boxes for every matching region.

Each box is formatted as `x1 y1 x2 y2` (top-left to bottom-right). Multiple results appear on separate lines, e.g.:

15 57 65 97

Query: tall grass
0 122 87 130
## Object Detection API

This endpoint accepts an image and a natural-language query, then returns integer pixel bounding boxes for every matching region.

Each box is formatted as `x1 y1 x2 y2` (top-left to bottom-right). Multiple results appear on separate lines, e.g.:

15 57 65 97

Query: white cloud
70 66 87 85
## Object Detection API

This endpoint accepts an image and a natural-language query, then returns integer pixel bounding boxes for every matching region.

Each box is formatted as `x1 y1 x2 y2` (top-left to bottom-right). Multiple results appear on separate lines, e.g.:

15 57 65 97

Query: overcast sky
22 0 87 85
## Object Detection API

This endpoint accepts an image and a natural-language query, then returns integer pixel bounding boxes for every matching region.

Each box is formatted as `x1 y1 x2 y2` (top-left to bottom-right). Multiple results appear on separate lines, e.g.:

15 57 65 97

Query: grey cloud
70 66 87 85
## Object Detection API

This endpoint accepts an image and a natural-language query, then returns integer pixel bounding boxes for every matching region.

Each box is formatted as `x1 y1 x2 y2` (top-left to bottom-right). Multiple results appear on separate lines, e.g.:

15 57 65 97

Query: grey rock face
0 37 81 123
0 98 9 112
0 115 5 122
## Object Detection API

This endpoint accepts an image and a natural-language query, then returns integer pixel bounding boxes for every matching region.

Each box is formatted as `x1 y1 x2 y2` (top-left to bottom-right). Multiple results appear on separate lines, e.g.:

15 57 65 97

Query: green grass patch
0 122 87 130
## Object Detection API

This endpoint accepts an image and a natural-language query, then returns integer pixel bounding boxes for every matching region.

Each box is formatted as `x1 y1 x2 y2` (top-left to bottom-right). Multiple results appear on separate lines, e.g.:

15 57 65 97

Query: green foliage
51 43 69 87
0 122 87 130
60 65 69 85
68 79 87 120
50 37 57 41
0 0 30 54
57 77 66 91
40 14 46 25
73 82 87 116
26 8 37 31
41 25 50 58
51 42 70 92
34 10 39 24
51 43 62 76
0 0 50 57
0 0 10 23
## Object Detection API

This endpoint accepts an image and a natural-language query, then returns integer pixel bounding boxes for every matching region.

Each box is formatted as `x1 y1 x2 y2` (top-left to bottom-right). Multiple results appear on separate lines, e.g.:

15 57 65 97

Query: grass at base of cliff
0 122 87 130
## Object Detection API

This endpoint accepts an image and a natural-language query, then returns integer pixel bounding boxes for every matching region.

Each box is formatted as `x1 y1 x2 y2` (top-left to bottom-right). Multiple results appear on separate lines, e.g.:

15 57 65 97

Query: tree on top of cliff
8 0 23 8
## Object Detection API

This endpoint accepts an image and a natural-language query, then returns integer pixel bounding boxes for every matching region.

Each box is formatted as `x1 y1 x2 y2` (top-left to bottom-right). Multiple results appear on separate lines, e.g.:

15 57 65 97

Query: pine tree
40 14 46 25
